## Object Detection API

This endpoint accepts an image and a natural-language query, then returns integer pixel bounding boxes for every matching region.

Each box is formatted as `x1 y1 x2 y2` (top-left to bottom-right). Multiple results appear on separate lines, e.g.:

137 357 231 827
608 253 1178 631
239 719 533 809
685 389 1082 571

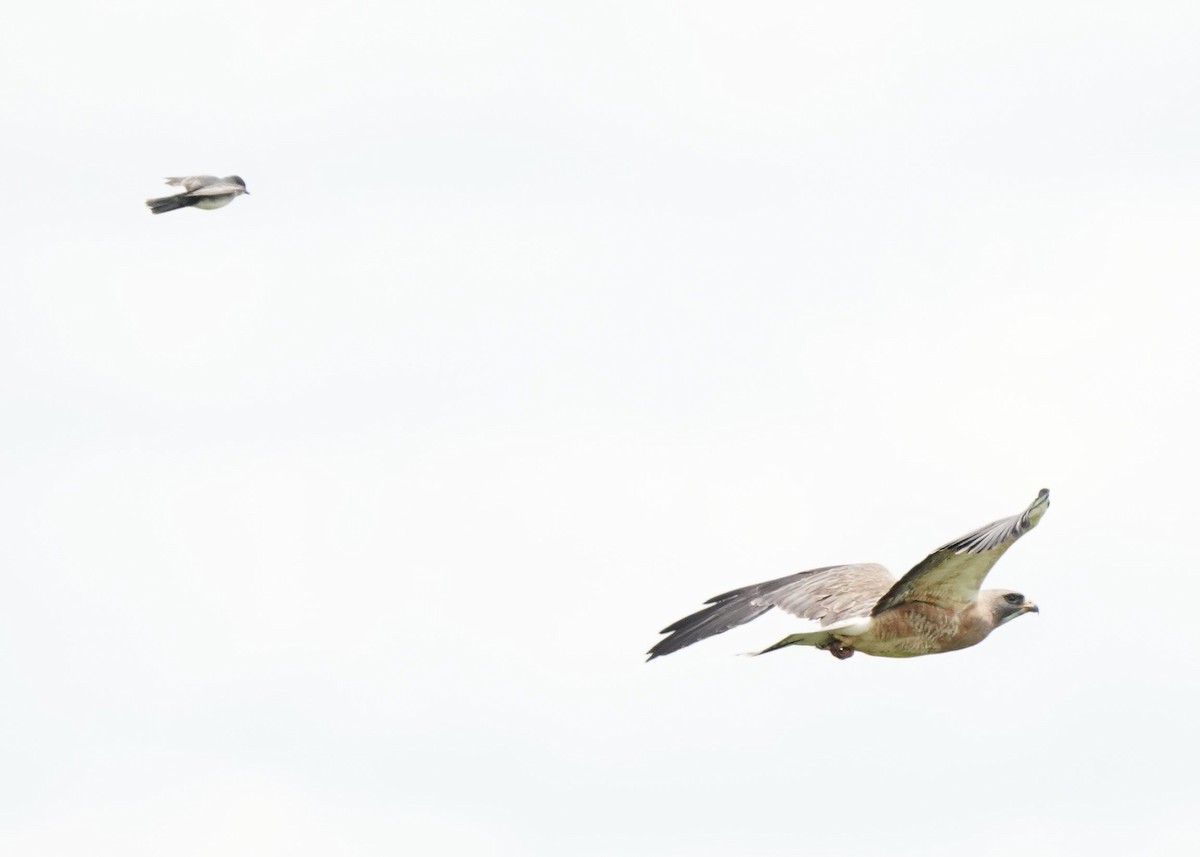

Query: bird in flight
647 489 1049 661
145 175 250 214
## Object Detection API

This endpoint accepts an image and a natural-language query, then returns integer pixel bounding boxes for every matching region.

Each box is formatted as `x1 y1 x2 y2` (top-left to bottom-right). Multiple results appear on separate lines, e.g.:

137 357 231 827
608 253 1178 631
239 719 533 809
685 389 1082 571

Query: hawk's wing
164 176 220 193
871 489 1049 616
647 563 895 660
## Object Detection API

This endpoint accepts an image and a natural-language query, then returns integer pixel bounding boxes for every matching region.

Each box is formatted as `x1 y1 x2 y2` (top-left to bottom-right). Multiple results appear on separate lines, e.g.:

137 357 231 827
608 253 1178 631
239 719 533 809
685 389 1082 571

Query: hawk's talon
820 640 855 660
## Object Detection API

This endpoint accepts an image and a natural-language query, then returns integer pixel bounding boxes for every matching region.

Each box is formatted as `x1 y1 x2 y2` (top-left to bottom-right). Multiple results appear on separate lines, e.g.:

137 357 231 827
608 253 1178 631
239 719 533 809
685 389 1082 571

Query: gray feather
647 563 894 660
165 175 221 192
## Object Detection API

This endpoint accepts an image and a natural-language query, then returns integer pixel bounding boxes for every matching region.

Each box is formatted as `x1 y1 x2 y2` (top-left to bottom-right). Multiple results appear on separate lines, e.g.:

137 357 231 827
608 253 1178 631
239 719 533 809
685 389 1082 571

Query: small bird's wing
871 489 1050 615
185 179 245 196
164 176 219 192
647 563 895 660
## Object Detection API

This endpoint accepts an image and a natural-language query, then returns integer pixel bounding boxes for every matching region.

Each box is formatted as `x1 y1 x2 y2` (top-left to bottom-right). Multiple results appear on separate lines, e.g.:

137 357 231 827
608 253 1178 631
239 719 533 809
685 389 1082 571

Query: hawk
647 489 1049 661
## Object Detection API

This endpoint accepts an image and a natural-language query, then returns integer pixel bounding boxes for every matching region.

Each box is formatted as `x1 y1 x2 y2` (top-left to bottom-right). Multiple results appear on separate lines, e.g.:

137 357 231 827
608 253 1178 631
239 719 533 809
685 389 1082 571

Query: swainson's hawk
647 489 1049 661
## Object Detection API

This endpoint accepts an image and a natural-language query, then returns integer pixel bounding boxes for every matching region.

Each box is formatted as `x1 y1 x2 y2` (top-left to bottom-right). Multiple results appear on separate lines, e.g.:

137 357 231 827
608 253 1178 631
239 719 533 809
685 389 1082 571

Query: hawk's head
984 589 1039 628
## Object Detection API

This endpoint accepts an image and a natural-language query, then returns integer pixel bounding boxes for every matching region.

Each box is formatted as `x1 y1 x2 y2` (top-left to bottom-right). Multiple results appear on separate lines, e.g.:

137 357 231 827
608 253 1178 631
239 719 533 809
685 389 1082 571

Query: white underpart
193 196 236 210
821 615 873 637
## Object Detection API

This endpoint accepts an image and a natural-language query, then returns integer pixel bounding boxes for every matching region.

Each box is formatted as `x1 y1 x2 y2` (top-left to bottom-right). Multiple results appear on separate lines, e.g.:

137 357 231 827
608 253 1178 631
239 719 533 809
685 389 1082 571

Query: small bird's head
227 175 249 195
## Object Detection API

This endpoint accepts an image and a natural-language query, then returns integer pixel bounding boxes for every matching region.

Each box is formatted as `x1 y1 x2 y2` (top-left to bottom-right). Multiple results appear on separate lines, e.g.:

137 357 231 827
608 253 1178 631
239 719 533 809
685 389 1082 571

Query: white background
2 3 1197 855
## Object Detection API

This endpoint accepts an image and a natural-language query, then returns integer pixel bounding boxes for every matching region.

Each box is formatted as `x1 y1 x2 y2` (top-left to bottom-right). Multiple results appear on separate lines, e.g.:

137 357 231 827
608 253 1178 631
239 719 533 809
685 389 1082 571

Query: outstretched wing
185 179 245 196
164 176 219 193
871 489 1050 616
647 563 895 660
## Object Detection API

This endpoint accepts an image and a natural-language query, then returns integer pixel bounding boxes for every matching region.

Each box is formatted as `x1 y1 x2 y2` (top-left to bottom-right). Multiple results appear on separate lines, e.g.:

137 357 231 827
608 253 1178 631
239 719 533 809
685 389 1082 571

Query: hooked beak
1023 601 1039 614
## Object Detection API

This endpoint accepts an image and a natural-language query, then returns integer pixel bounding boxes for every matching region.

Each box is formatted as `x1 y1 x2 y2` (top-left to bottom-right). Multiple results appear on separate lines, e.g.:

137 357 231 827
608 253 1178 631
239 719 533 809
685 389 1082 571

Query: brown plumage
647 489 1048 661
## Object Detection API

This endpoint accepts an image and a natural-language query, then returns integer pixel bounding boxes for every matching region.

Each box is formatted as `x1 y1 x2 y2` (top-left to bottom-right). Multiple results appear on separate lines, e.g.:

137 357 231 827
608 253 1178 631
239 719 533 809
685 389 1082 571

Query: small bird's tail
145 194 194 215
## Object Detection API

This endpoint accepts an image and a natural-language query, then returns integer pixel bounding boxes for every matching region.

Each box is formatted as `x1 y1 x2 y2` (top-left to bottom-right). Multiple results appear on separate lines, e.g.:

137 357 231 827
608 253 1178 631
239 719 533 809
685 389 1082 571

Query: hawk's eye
1004 593 1024 605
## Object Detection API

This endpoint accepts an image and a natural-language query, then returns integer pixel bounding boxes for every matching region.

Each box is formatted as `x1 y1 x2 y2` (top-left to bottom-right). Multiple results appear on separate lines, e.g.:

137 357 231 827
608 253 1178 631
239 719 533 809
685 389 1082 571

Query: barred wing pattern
871 489 1050 615
647 563 895 660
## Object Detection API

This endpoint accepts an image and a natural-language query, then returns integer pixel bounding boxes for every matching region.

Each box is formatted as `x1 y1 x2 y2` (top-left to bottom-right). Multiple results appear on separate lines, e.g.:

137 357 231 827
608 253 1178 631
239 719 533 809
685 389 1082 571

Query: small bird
145 175 250 214
647 489 1049 662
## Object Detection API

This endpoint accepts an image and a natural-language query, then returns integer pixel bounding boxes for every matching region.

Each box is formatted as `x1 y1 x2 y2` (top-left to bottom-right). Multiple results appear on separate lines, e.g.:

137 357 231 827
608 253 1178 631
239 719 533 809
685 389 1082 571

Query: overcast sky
2 3 1198 855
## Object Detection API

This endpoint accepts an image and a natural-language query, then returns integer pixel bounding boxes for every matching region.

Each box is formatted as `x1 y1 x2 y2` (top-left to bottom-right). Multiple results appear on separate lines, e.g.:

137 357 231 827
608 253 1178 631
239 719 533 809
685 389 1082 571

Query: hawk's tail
751 630 834 656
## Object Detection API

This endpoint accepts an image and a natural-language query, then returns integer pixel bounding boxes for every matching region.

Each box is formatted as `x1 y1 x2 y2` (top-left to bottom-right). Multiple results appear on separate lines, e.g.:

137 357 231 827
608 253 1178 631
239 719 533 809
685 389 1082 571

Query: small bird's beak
1023 602 1039 614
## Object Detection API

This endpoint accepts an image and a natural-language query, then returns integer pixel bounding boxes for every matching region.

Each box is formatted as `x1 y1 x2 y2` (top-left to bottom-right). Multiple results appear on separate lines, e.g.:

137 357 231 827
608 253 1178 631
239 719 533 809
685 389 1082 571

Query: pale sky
2 3 1199 855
